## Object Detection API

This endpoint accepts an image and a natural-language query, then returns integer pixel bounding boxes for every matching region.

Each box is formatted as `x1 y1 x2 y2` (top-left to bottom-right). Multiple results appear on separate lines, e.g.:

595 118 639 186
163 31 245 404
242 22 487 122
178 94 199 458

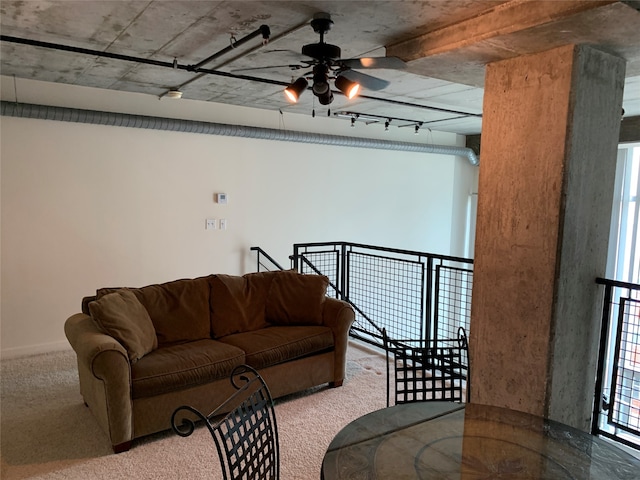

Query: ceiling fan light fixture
335 75 360 99
284 77 308 103
317 89 334 105
312 80 330 95
312 64 330 95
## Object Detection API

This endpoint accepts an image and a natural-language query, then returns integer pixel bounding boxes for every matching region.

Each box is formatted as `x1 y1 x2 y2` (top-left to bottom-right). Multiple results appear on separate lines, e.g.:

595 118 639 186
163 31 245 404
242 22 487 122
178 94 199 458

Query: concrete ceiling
1 0 640 136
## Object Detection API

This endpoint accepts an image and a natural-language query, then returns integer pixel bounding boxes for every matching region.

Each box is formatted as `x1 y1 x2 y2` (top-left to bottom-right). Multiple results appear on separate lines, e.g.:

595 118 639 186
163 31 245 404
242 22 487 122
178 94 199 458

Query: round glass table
321 402 640 479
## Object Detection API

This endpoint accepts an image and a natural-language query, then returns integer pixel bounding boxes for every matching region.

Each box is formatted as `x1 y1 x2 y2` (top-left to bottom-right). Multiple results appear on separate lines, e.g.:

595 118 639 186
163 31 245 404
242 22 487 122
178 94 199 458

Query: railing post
292 244 300 271
592 280 613 434
340 243 347 302
425 256 433 343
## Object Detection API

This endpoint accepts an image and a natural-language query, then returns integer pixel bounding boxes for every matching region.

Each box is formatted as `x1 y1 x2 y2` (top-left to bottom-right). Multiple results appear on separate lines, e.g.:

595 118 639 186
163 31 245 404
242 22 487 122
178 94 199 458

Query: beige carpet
1 341 387 479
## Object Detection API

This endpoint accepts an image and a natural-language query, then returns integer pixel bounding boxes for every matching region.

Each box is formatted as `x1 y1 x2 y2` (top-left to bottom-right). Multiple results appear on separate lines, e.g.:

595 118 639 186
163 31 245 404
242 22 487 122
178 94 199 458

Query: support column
469 44 625 430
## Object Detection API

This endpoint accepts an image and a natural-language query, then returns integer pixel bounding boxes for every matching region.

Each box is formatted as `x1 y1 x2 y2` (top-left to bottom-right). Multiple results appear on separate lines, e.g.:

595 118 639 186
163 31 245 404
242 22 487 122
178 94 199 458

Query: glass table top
321 402 640 479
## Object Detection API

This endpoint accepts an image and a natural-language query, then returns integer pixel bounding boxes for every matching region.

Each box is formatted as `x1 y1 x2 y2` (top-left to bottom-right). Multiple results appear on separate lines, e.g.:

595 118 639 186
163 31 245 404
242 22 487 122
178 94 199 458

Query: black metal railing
594 277 640 450
251 246 639 451
249 246 286 272
289 242 474 349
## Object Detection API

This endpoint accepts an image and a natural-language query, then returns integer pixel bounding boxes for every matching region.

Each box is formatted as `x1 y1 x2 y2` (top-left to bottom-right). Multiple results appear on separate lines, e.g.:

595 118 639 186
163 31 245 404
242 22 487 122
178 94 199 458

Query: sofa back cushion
266 271 329 326
89 289 158 363
210 272 274 338
97 276 212 347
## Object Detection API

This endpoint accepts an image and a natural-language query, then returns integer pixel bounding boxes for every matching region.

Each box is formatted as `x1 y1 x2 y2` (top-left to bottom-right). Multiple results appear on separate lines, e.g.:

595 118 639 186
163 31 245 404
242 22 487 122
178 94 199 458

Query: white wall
0 77 478 357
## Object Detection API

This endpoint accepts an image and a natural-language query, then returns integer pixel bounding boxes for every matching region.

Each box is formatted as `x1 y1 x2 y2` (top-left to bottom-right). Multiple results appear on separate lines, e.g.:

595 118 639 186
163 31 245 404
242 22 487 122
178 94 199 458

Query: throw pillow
89 289 158 364
266 271 329 326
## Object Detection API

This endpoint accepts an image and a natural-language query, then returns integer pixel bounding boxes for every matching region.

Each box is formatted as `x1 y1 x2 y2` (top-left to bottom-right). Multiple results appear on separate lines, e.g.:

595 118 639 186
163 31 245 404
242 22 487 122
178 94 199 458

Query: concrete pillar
469 44 625 430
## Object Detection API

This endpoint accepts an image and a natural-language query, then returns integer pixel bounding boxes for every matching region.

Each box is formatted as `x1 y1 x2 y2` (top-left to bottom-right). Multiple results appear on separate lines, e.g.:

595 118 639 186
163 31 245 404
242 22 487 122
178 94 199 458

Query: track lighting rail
335 110 465 134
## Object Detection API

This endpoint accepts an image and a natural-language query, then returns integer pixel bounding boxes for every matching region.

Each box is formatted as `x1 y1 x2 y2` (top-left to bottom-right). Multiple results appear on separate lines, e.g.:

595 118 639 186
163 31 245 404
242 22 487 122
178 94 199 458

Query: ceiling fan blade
339 56 406 70
339 69 390 91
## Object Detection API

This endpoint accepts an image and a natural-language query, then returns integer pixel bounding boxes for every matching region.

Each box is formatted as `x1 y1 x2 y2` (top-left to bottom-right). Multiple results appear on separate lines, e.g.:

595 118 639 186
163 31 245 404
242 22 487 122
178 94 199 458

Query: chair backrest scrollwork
172 364 279 480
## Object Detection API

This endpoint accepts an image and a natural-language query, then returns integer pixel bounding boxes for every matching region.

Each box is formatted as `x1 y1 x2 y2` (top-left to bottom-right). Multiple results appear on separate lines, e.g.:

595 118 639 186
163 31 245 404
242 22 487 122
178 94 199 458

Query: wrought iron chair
171 364 279 480
384 327 470 407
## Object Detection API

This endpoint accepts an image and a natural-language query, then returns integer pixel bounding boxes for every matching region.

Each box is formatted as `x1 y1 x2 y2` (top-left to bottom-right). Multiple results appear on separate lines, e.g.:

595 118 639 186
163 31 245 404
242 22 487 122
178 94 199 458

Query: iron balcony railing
249 246 285 272
289 242 474 349
252 245 640 450
252 242 473 347
594 277 640 450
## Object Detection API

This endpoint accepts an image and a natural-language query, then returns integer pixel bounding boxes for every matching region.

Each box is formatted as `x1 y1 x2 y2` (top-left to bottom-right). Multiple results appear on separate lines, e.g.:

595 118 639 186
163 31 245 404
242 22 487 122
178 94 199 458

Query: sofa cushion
130 339 245 399
89 290 157 364
218 326 334 370
210 272 275 338
98 276 212 347
266 271 329 326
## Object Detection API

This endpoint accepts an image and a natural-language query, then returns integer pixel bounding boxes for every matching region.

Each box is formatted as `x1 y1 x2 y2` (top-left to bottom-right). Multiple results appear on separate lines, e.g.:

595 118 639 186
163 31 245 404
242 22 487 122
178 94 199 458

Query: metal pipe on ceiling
0 101 479 165
168 20 311 98
0 35 482 119
191 25 271 70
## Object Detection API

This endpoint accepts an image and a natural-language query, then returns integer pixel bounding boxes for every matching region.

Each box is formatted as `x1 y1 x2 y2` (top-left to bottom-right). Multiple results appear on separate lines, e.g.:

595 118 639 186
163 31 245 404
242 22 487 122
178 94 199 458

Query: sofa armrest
64 313 134 452
322 298 355 384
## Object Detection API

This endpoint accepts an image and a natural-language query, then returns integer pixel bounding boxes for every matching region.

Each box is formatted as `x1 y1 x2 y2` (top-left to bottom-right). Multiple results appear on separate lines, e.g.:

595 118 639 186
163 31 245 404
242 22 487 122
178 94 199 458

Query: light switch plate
205 218 217 230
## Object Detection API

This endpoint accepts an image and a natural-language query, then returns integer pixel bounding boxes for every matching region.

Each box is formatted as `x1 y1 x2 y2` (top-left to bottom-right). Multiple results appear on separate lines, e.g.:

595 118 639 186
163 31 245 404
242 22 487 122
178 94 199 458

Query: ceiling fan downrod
302 13 341 61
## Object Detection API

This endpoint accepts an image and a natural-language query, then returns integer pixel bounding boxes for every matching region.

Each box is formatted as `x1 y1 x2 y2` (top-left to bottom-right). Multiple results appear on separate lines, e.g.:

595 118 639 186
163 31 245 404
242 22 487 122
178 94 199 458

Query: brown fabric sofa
64 270 355 453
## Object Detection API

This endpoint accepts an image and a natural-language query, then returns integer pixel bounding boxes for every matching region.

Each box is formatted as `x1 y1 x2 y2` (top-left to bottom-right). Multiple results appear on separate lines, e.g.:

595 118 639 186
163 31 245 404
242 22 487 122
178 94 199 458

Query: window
605 143 640 442
608 144 640 285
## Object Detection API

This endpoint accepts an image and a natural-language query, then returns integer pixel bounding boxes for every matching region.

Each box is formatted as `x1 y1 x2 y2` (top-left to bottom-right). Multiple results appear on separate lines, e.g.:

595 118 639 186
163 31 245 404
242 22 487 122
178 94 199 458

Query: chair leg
329 380 344 388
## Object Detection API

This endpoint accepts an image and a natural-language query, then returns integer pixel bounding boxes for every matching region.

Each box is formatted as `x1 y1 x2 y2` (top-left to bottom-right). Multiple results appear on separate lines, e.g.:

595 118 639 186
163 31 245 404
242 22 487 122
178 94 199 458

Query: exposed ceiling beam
386 0 640 87
387 0 616 60
619 116 640 143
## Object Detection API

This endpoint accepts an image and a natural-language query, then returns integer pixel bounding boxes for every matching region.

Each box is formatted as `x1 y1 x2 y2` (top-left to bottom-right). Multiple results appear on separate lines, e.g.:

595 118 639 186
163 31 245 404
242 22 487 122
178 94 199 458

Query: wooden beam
387 0 616 61
620 116 640 143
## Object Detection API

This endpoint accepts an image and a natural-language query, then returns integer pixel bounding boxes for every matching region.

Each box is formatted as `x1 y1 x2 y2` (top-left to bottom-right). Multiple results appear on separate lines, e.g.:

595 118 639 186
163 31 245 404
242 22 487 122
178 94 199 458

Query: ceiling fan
237 12 406 105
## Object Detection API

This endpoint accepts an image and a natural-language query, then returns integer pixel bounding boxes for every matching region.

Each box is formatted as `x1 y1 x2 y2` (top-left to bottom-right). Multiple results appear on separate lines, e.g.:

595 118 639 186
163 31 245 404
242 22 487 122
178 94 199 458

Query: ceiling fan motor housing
302 42 341 62
304 12 340 62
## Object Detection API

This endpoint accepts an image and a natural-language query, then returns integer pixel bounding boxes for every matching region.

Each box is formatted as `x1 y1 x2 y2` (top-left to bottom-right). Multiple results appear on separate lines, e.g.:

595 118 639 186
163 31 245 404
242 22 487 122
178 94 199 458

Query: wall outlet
205 218 217 230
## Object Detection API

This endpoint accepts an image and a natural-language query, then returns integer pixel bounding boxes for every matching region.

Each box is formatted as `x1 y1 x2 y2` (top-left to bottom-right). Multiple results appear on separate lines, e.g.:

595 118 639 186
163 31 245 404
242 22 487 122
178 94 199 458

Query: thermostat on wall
215 193 228 204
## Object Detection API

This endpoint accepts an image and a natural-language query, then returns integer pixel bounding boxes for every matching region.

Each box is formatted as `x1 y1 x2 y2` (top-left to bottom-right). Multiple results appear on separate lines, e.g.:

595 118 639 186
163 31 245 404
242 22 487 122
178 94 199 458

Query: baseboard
348 338 385 356
1 340 72 360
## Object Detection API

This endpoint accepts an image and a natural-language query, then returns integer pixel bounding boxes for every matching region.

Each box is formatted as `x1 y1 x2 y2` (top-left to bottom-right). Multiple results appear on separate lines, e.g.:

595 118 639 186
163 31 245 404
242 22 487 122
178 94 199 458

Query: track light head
284 77 308 103
335 75 360 99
